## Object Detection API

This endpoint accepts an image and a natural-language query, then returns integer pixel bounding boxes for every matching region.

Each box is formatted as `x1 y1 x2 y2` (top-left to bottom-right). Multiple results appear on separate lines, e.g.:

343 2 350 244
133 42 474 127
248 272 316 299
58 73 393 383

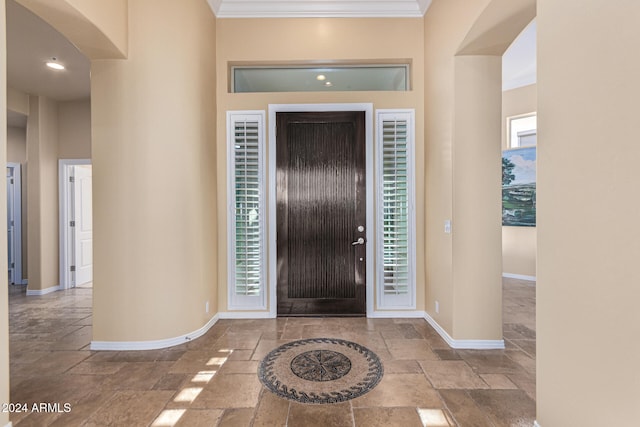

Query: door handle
351 237 365 246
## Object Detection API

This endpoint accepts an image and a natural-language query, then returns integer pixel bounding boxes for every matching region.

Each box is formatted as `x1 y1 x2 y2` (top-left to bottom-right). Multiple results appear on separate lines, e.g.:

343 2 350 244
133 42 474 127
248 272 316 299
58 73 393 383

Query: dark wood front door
276 111 366 316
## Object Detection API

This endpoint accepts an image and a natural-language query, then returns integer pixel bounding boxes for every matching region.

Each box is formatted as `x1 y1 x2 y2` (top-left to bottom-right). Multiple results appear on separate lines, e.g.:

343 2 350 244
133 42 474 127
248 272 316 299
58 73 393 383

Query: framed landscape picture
502 147 536 226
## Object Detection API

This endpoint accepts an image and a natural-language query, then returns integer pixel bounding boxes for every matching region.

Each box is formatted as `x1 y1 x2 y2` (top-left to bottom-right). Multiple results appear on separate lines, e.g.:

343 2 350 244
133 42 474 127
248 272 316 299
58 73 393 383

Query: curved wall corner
456 0 536 56
15 0 127 59
90 0 218 344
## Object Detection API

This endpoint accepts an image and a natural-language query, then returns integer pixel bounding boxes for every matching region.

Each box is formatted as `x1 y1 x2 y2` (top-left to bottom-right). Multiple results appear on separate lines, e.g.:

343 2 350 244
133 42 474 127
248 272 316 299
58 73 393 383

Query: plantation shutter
377 111 416 309
228 112 266 310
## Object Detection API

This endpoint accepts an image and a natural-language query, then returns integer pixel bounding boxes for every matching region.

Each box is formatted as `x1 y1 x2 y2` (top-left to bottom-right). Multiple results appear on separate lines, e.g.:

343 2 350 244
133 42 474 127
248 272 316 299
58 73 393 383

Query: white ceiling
5 0 535 128
6 0 90 103
502 20 537 91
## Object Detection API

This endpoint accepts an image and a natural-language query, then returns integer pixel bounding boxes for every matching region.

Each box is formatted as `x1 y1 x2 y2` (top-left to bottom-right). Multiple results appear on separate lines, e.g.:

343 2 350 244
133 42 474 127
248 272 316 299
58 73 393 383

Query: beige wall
7 125 26 163
58 99 91 158
451 54 503 339
537 0 640 424
502 226 535 278
91 0 217 342
424 0 535 340
1 0 10 421
502 83 536 277
26 96 60 291
7 86 29 115
502 84 536 148
424 0 497 337
216 17 425 313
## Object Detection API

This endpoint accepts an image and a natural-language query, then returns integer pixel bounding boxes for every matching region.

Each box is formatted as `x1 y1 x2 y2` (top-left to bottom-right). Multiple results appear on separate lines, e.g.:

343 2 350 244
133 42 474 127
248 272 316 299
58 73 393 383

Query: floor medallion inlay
258 338 383 404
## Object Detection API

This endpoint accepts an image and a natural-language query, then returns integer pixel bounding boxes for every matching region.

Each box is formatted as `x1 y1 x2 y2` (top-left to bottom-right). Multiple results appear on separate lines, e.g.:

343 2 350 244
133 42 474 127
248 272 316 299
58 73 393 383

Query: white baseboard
368 310 425 318
5 421 13 427
90 314 219 351
423 312 505 350
502 273 536 281
219 310 425 319
219 311 275 319
26 285 60 296
534 421 541 427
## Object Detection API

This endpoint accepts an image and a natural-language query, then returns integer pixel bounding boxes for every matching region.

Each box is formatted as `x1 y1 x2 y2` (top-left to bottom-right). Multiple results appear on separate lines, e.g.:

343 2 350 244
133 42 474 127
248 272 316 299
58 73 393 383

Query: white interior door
7 167 15 284
6 163 22 286
73 165 93 286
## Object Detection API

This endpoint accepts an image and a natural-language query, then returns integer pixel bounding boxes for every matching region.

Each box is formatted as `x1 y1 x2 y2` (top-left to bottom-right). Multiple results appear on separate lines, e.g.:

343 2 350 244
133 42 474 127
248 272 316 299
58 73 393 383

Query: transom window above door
230 62 410 93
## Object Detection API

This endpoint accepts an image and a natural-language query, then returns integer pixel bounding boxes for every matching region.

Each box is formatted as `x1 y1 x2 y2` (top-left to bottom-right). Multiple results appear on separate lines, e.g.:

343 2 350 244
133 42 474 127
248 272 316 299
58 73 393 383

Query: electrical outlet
205 301 209 313
444 220 451 234
435 300 440 314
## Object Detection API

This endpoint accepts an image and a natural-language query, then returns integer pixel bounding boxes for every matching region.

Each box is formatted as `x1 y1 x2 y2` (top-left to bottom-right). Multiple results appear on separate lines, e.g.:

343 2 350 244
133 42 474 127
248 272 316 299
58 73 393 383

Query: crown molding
208 0 432 18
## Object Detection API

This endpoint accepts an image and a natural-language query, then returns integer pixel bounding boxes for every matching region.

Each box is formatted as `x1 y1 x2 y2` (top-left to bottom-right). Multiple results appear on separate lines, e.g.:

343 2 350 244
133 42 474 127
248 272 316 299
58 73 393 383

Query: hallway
8 279 535 426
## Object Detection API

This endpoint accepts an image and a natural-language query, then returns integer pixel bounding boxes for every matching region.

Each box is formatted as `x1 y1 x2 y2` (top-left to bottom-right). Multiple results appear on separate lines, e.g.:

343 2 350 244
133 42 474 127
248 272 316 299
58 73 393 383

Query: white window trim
507 112 537 148
376 109 417 310
227 111 267 310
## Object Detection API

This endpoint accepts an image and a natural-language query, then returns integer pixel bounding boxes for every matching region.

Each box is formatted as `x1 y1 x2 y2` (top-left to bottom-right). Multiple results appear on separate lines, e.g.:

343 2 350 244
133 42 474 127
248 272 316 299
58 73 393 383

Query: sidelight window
376 110 416 309
227 111 266 310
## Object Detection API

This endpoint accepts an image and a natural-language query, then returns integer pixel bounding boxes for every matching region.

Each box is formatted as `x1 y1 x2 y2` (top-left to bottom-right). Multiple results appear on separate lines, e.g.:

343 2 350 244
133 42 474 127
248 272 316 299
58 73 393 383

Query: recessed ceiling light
46 58 65 70
316 74 326 81
324 81 333 87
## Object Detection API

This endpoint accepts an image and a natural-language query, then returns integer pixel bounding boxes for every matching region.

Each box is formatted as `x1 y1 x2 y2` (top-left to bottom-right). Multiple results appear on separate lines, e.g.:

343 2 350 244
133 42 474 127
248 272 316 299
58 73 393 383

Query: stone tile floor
8 278 536 426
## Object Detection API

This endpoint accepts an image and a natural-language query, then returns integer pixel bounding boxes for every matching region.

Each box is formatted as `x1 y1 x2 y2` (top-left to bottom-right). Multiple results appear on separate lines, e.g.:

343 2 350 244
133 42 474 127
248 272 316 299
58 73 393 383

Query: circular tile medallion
290 349 352 381
258 338 384 404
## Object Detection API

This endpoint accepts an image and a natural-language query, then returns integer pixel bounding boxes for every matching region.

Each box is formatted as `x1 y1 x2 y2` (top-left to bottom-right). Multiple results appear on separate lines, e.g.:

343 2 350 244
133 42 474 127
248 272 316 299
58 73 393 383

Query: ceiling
502 20 536 91
6 0 90 104
5 0 535 128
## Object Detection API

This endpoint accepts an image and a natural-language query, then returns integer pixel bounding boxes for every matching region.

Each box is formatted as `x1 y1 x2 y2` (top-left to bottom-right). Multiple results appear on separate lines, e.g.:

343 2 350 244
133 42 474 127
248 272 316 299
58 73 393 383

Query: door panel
74 165 93 286
7 167 15 284
277 111 366 316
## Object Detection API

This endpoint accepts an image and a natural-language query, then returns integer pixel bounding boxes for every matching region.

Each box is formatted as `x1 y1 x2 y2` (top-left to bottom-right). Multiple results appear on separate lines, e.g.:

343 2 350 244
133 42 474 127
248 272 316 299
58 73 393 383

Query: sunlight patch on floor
191 370 217 383
207 356 228 366
151 409 185 426
418 408 452 427
173 387 203 403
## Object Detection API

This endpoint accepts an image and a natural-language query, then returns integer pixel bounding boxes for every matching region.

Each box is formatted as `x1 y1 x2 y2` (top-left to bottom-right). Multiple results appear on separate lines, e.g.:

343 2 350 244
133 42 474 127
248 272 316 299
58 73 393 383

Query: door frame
268 103 375 317
59 159 92 289
7 162 24 285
